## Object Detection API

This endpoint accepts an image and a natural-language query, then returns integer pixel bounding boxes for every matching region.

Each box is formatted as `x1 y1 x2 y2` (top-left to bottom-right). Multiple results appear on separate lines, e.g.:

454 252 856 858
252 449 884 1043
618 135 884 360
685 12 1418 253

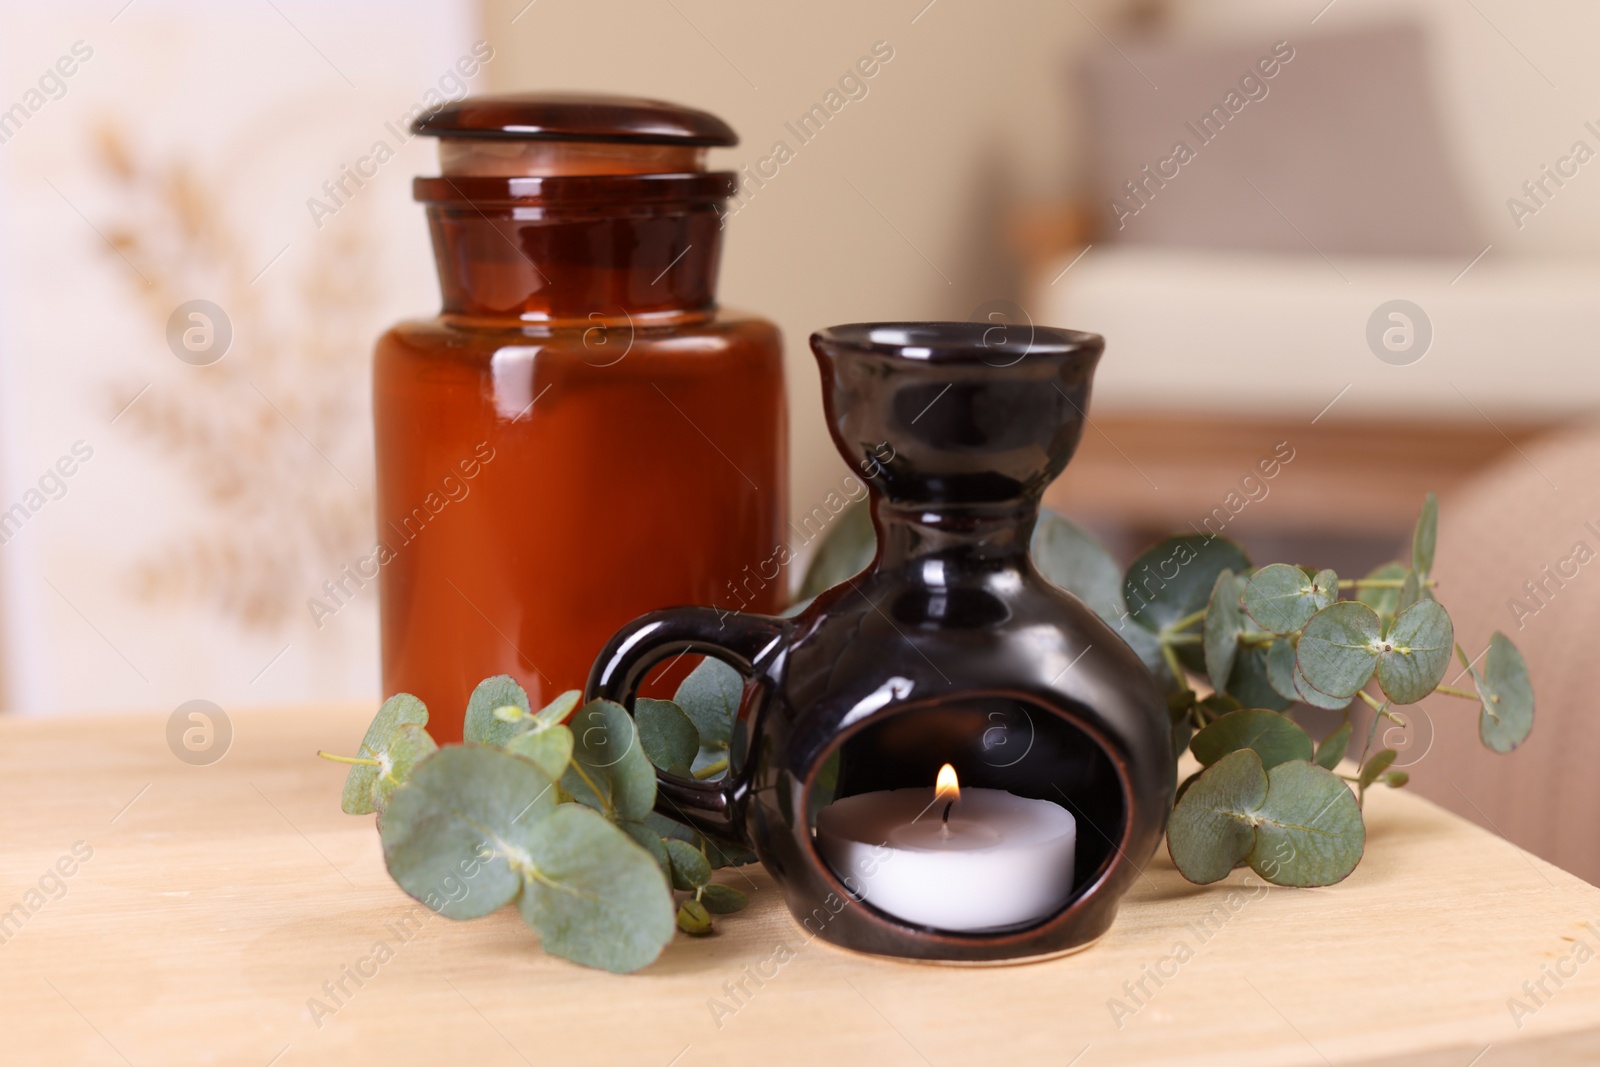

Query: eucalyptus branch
1336 578 1437 590
1434 685 1480 700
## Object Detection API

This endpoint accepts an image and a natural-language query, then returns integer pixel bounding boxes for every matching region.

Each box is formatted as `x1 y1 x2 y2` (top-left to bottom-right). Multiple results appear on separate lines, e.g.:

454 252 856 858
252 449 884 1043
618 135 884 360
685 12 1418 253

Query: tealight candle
814 765 1077 932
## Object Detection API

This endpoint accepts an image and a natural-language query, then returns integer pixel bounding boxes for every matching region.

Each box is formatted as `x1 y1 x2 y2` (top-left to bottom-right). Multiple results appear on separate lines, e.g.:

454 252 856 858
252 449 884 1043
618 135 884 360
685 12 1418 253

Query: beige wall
482 0 1098 573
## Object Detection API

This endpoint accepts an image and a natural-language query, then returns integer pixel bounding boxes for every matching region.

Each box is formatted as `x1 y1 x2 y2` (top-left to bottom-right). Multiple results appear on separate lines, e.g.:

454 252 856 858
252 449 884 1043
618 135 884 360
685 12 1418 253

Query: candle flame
935 763 960 803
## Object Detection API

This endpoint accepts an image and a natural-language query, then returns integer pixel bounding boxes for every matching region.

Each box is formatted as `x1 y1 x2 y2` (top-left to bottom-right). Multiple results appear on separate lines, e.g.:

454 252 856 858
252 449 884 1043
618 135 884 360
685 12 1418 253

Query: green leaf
340 694 432 815
505 724 575 780
516 804 677 973
1397 570 1422 613
1358 749 1398 793
1384 770 1410 789
636 698 698 777
1356 562 1408 621
1203 570 1243 691
1190 709 1314 770
1242 564 1339 635
1196 692 1241 721
664 839 712 891
1225 642 1293 712
380 746 558 920
562 700 656 823
699 883 749 915
1248 761 1364 887
1476 631 1535 753
643 810 697 845
1166 749 1268 884
1124 535 1251 635
375 726 439 812
799 498 876 599
463 676 532 748
532 690 581 728
701 835 758 869
1374 600 1454 704
1266 638 1300 703
1173 769 1203 805
620 819 672 877
1411 492 1438 578
1033 509 1127 628
1297 601 1382 699
1122 619 1179 693
674 657 744 766
676 897 714 936
1314 720 1352 770
1293 666 1352 711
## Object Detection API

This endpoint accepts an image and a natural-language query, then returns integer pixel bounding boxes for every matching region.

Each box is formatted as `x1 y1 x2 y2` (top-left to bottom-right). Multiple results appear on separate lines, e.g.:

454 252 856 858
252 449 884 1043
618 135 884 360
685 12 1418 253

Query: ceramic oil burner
588 322 1174 962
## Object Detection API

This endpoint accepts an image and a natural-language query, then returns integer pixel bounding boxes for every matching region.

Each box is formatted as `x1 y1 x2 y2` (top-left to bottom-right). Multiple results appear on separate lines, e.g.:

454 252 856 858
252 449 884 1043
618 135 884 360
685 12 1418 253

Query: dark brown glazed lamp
588 322 1174 962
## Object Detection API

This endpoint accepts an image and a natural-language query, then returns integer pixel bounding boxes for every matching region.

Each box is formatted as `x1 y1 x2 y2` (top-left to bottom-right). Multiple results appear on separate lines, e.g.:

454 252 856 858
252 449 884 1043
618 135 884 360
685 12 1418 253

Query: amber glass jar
374 94 787 741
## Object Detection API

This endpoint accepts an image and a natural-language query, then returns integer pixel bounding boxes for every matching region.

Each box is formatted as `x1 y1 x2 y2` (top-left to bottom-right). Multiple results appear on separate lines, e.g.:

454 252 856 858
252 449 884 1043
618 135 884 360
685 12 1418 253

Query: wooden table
3 705 1599 1066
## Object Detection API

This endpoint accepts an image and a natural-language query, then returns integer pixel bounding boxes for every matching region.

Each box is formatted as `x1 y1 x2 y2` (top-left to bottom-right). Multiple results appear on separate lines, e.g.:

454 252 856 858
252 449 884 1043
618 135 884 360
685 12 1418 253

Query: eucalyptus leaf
1123 535 1251 635
1357 562 1408 621
1358 749 1398 793
1173 769 1203 805
798 497 876 599
1190 709 1314 770
1196 693 1242 722
1166 749 1268 884
380 746 558 920
675 656 744 768
701 835 758 869
532 690 582 729
371 726 439 813
1203 570 1243 691
1248 760 1364 887
1297 601 1382 700
1412 492 1438 578
677 897 714 936
1476 631 1534 753
699 883 750 914
563 699 656 823
636 697 698 777
664 839 712 891
506 724 575 780
1384 770 1410 789
1226 643 1293 712
340 693 432 815
516 804 677 973
1314 720 1352 770
1293 666 1352 711
1169 699 1195 766
1397 570 1422 613
1122 618 1178 693
1033 509 1128 628
1374 600 1453 704
643 810 698 845
621 819 672 877
1266 638 1300 703
1242 564 1338 635
463 675 532 748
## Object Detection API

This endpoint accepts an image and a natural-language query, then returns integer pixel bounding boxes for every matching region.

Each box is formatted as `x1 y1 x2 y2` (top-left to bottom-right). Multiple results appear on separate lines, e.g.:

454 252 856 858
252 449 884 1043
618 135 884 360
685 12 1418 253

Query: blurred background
3 0 1599 876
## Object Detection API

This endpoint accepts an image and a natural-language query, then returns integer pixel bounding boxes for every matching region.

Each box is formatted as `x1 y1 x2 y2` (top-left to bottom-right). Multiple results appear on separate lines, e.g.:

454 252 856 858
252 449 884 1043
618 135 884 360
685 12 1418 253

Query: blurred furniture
5 703 1600 1063
1401 424 1600 885
1022 19 1598 565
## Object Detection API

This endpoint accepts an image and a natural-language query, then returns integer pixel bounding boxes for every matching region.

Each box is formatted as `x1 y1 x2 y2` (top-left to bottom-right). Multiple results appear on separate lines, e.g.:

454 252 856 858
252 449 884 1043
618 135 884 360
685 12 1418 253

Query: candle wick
941 799 953 826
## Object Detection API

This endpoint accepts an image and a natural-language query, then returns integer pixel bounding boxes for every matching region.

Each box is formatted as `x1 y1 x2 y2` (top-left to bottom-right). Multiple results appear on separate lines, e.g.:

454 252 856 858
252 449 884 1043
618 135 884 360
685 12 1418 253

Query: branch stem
1337 578 1437 589
1165 608 1209 634
693 758 729 781
1434 685 1480 700
316 751 380 766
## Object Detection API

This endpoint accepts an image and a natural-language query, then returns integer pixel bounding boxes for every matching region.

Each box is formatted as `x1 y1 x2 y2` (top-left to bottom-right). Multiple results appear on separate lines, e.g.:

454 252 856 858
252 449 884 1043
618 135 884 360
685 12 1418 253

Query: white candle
814 765 1077 932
